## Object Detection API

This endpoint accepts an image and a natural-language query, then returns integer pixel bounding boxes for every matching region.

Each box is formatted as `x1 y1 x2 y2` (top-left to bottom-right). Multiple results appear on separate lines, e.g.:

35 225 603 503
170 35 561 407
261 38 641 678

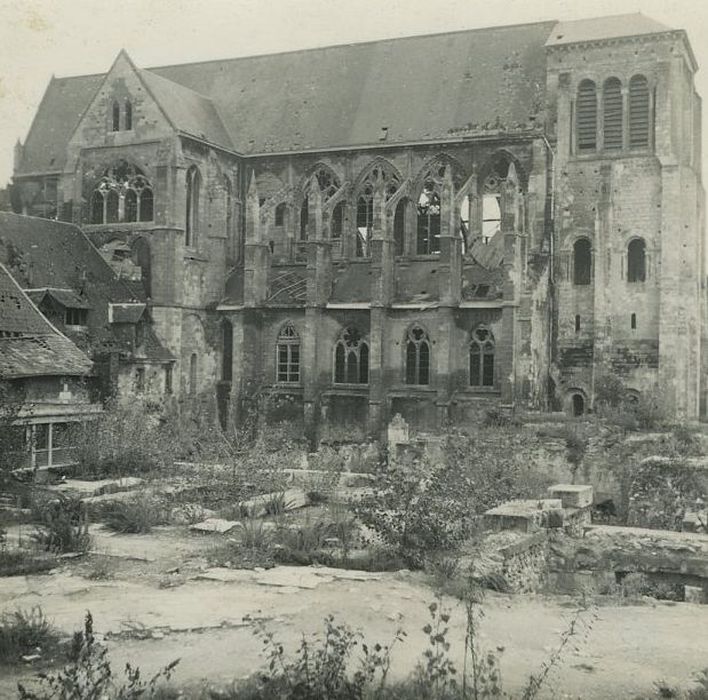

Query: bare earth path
1 526 707 699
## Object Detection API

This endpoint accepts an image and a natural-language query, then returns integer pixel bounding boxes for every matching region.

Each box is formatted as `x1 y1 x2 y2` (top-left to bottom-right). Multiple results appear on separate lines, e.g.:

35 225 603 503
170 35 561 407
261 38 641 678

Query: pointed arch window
417 182 441 254
223 175 232 239
356 187 374 258
185 165 201 247
394 198 407 256
573 237 592 285
577 80 598 152
124 100 133 130
603 78 623 151
629 75 650 149
405 325 431 385
112 101 120 132
627 238 646 282
469 326 495 387
331 201 345 257
89 163 153 225
482 175 503 244
275 202 286 227
333 327 369 384
276 323 300 383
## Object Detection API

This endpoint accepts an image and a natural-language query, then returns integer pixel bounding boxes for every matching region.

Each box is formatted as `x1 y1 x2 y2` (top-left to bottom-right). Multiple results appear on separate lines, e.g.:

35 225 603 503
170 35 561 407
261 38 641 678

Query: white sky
0 0 706 185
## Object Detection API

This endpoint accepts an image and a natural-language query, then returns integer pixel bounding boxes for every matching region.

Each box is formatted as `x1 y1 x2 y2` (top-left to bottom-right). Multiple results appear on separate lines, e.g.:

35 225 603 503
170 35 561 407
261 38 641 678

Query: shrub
594 372 626 408
0 548 56 577
31 494 91 554
0 607 60 665
103 495 166 534
17 611 179 700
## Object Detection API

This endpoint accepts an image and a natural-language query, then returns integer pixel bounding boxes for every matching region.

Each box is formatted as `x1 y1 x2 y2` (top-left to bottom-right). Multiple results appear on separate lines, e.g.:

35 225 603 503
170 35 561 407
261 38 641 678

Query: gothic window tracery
333 327 369 384
89 162 154 224
405 325 431 385
355 164 400 258
276 323 301 383
469 326 495 387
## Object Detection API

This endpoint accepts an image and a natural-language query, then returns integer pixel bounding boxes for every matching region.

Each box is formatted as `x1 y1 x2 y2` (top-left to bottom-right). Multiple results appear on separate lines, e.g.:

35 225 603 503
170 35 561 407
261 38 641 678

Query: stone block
548 484 593 509
684 585 705 604
190 518 240 534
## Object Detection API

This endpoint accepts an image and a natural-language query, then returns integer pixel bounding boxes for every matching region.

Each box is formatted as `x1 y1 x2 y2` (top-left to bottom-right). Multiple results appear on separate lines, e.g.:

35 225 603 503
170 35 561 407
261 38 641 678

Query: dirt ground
2 524 708 699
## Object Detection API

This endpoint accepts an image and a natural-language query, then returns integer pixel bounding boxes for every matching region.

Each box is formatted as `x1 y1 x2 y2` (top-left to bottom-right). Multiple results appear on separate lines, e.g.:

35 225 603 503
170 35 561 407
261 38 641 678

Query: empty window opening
573 238 592 285
333 327 369 384
112 101 120 132
603 78 623 150
299 199 309 241
135 367 145 393
185 165 201 247
189 353 198 395
571 393 585 417
627 238 646 282
416 183 441 254
124 100 133 130
222 319 233 382
629 75 650 149
469 326 495 387
331 201 345 257
356 191 373 258
575 315 581 333
577 80 598 152
482 194 501 244
459 195 470 252
394 198 407 256
631 312 637 330
275 202 286 227
405 325 431 385
276 323 300 383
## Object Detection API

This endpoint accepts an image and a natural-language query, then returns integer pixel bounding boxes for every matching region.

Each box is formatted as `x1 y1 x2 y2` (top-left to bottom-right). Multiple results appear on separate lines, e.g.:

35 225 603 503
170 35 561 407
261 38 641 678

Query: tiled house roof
0 262 92 379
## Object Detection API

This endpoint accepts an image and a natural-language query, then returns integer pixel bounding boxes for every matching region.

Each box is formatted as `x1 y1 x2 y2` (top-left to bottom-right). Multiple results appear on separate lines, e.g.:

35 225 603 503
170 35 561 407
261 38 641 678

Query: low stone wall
473 530 548 594
547 525 708 601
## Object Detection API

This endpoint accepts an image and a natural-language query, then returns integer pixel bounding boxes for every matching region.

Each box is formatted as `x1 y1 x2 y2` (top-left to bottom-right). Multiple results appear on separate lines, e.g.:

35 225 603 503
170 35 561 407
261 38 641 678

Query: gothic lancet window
112 101 120 132
185 165 201 247
405 325 431 385
355 163 400 258
603 78 623 150
223 175 232 239
577 79 598 152
629 75 650 149
393 198 407 256
469 326 495 387
627 238 646 282
124 100 133 130
276 323 300 383
573 238 592 285
333 327 369 384
331 201 345 257
417 182 441 254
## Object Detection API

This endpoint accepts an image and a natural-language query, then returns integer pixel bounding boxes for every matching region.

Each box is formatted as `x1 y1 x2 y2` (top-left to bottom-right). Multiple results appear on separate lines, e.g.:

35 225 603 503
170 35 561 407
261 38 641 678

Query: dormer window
65 308 88 327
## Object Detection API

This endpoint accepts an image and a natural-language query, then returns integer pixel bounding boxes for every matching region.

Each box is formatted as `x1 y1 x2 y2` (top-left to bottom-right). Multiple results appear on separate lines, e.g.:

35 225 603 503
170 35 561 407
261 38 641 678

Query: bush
31 494 91 554
0 548 57 577
103 495 166 534
0 607 59 665
17 611 179 700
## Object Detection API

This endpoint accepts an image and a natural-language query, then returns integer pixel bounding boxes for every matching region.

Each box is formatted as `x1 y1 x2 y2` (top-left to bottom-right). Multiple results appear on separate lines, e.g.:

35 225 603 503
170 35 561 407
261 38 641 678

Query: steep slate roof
138 69 233 148
545 13 672 46
0 262 92 378
26 288 91 309
17 73 104 175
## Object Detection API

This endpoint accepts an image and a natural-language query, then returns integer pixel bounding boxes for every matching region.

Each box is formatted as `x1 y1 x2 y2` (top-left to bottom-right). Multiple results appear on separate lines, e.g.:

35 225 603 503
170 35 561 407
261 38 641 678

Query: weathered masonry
9 13 706 441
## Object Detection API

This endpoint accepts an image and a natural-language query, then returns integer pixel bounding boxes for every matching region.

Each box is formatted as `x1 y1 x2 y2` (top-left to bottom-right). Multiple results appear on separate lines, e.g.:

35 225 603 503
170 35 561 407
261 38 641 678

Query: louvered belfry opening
629 75 650 149
577 79 598 152
603 78 623 150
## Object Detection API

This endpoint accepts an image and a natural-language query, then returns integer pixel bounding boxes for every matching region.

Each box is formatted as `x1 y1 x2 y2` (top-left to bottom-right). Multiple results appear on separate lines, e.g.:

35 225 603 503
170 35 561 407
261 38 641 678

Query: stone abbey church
8 13 706 441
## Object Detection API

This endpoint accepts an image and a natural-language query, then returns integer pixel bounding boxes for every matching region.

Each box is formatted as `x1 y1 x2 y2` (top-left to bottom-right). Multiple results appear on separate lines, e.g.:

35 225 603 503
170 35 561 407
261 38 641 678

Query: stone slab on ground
194 568 257 583
190 518 240 534
256 566 334 589
50 477 144 498
548 484 593 509
308 566 384 582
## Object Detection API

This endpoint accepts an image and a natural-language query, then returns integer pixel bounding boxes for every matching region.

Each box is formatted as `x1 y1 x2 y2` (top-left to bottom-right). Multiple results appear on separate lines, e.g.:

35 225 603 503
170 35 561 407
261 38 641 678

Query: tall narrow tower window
629 75 650 149
185 165 201 247
573 238 592 285
577 80 598 152
627 238 646 282
603 78 623 150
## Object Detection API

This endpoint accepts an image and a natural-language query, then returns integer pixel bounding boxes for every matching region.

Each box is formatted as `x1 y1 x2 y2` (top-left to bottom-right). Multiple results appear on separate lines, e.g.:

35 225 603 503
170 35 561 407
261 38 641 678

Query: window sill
84 222 155 230
571 148 653 160
461 386 500 395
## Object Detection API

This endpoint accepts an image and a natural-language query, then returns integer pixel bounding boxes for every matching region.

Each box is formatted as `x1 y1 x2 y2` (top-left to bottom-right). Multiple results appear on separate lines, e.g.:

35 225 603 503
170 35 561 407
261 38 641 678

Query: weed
0 548 56 577
31 494 91 554
238 516 274 550
263 492 293 517
17 611 179 699
0 607 60 665
103 495 165 534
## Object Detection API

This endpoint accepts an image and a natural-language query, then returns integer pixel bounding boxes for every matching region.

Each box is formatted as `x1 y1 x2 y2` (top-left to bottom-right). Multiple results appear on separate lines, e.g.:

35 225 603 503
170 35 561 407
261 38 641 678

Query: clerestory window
276 323 300 383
